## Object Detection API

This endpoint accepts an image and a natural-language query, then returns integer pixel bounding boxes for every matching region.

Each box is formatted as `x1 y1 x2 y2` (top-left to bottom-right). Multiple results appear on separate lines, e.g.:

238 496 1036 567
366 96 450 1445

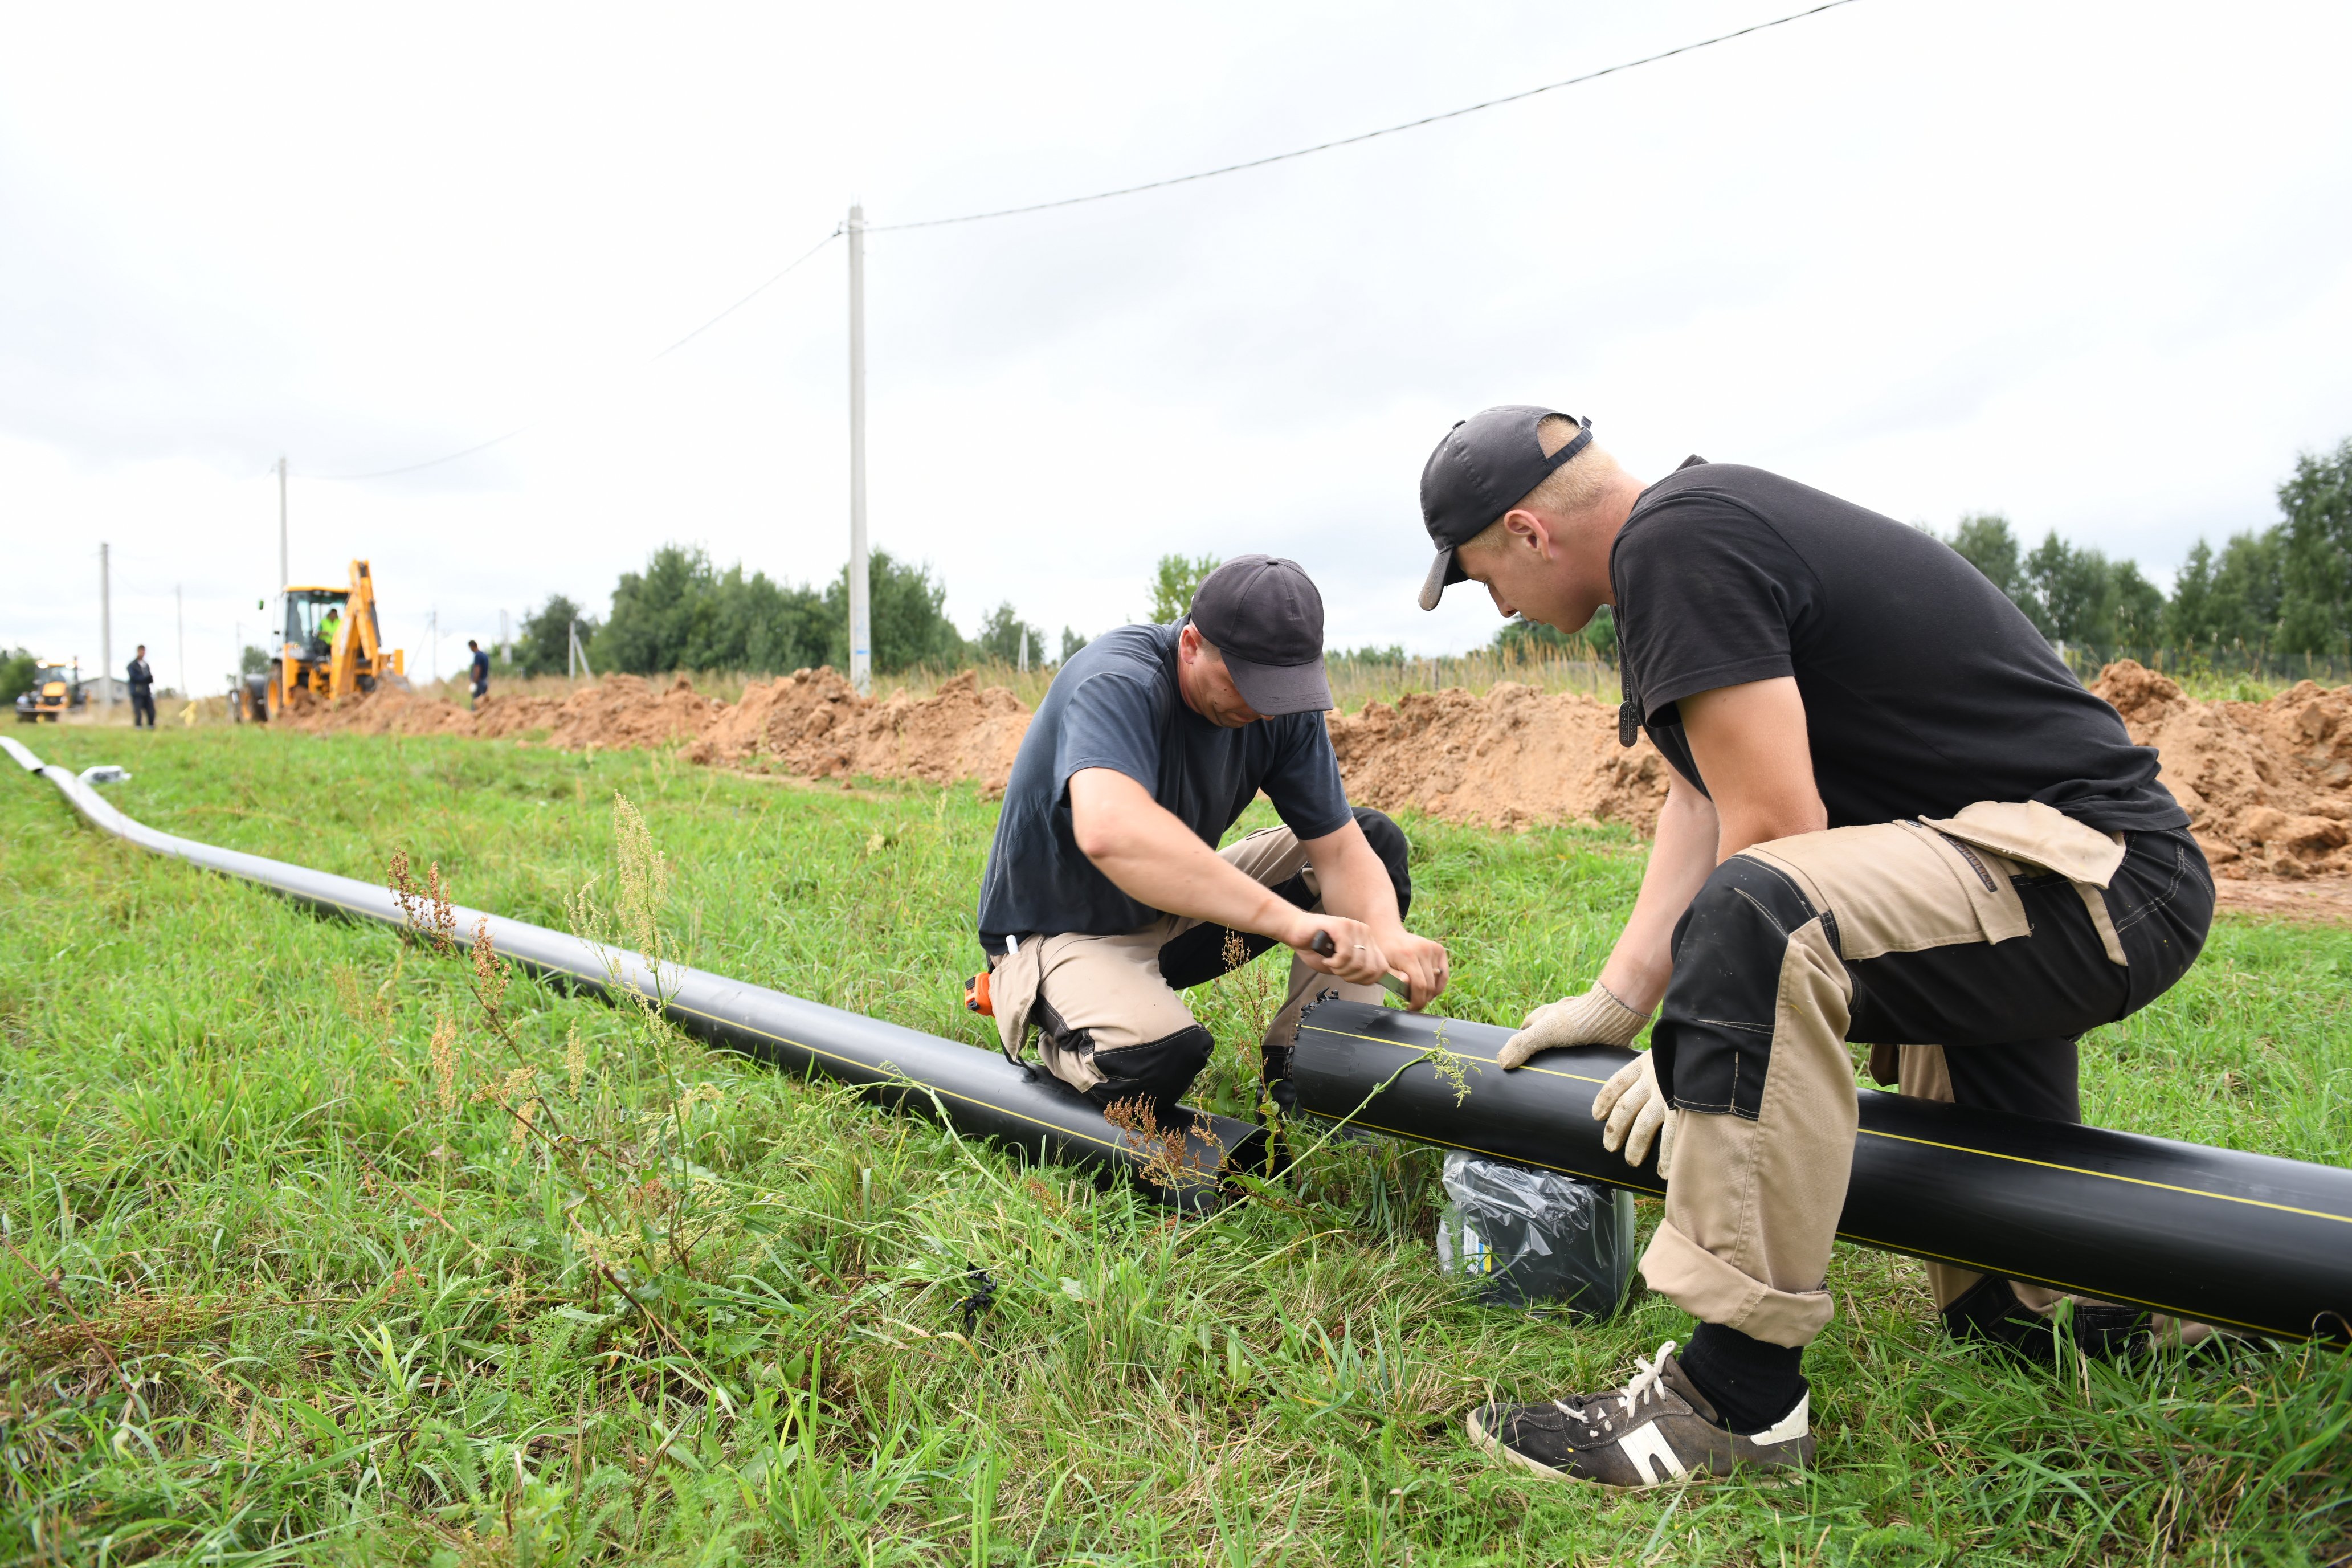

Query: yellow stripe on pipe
1297 1023 2352 1227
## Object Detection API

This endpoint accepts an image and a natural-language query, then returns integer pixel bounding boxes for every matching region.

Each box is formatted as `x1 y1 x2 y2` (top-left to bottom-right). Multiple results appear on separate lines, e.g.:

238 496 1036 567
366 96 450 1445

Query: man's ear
1501 508 1554 557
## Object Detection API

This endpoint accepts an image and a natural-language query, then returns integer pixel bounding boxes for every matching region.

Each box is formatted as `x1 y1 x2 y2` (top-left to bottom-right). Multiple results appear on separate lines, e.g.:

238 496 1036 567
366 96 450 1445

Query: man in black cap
1418 407 2211 1488
975 554 1449 1121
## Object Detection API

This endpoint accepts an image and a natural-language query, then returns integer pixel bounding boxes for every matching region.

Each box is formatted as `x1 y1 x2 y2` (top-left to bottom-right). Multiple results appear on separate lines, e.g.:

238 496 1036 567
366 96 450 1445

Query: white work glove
1591 1051 1676 1179
1496 982 1652 1069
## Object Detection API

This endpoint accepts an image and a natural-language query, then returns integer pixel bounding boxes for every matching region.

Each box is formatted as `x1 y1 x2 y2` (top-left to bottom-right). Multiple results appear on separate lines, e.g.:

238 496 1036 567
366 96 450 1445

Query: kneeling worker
977 554 1449 1120
1416 406 2211 1487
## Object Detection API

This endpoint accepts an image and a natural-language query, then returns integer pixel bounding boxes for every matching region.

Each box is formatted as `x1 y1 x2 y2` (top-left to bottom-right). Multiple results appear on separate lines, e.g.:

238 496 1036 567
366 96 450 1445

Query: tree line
1942 437 2351 651
1487 436 2352 662
504 437 2351 682
512 545 1092 680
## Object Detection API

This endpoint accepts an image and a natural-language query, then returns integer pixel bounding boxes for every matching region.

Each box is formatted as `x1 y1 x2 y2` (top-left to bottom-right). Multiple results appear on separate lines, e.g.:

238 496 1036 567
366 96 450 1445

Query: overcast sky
6 0 2349 689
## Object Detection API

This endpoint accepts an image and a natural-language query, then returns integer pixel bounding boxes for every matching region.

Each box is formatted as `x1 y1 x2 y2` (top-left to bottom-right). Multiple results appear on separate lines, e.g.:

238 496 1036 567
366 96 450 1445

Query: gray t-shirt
975 623 1353 952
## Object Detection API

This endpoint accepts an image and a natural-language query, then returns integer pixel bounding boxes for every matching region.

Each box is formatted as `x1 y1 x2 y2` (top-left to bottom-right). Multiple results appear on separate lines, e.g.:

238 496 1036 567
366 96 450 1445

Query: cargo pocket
1921 801 2128 966
986 938 1045 1066
1742 819 2024 961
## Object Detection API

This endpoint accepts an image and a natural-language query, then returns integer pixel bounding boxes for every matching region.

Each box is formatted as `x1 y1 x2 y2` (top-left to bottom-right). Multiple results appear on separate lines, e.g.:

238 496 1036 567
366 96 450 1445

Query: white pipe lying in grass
2 735 1266 1208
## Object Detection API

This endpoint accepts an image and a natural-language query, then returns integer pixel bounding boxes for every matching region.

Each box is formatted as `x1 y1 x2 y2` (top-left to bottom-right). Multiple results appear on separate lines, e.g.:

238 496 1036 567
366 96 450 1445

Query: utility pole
499 608 511 666
276 456 289 605
100 542 115 714
176 585 186 701
428 607 438 684
847 202 871 696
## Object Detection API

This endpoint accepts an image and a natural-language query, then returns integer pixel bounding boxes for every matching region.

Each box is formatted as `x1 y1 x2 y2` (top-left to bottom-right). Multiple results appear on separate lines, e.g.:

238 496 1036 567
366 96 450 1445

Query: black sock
1677 1322 1808 1435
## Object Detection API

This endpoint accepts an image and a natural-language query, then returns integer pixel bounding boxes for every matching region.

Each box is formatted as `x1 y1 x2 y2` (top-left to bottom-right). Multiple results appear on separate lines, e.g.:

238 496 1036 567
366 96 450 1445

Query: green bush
0 648 34 706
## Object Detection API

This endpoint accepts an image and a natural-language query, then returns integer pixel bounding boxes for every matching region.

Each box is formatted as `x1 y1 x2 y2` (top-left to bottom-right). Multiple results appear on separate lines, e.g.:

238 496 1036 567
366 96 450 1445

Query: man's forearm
1072 770 1302 937
1304 822 1403 935
1087 827 1301 936
1598 774 1720 1014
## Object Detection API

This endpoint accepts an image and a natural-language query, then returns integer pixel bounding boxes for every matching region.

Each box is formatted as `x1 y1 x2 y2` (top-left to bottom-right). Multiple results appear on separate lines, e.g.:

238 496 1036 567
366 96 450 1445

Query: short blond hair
1456 414 1620 558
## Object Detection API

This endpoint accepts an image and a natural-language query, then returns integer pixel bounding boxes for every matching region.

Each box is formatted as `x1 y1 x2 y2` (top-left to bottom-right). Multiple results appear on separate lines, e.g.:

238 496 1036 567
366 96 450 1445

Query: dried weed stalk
612 793 671 963
429 1012 462 1117
1102 1098 1227 1199
381 803 722 1380
389 850 458 956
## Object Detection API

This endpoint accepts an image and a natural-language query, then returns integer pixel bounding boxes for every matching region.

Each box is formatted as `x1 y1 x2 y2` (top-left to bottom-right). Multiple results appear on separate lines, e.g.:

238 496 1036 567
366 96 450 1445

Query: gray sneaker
1465 1341 1812 1489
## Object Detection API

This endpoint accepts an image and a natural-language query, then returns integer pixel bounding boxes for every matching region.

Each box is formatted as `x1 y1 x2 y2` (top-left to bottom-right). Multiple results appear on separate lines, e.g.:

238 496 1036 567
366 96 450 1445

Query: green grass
1 727 2346 1565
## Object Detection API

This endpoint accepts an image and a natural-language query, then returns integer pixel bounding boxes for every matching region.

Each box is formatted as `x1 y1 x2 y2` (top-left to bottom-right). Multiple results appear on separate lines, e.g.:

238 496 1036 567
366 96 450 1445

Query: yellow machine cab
235 560 406 721
12 658 86 724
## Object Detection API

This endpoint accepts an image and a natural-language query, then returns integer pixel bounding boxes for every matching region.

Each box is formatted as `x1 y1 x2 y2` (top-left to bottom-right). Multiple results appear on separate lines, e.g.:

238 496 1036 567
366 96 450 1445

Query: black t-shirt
1612 461 2184 834
976 623 1354 950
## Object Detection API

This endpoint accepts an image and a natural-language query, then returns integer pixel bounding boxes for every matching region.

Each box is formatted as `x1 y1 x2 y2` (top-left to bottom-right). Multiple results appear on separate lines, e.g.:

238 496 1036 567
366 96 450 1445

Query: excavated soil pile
1326 683 1672 835
284 662 2352 921
287 669 1035 791
683 669 1032 787
2091 660 2352 878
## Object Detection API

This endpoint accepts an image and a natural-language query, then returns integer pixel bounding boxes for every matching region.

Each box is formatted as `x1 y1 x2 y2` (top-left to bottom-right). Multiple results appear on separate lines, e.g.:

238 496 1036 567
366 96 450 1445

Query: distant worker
318 606 342 653
467 639 490 709
127 644 156 729
1415 406 2212 1488
974 555 1450 1125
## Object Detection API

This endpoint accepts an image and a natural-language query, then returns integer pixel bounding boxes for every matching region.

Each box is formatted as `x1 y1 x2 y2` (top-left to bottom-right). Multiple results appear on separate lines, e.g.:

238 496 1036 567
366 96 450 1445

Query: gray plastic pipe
3 737 1263 1206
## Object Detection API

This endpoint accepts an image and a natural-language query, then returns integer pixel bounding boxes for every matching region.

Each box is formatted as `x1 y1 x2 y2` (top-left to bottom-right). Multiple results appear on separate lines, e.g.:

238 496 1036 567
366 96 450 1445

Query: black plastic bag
1435 1152 1635 1316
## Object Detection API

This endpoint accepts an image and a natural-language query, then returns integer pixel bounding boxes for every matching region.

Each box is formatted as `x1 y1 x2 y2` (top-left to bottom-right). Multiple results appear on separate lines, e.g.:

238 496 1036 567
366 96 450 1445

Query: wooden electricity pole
847 203 871 696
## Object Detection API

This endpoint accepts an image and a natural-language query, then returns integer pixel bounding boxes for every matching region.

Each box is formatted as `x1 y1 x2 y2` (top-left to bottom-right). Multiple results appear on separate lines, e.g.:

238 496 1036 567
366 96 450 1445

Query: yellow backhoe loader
12 658 87 723
235 560 406 722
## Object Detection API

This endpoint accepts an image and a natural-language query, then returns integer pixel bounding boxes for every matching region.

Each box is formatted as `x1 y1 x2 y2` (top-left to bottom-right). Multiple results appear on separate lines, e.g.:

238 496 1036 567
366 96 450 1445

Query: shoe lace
1551 1340 1676 1437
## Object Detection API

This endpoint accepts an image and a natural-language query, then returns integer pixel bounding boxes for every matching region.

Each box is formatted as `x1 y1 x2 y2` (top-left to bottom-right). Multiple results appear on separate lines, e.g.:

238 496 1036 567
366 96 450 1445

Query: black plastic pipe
2 738 1263 1207
1287 997 2352 1341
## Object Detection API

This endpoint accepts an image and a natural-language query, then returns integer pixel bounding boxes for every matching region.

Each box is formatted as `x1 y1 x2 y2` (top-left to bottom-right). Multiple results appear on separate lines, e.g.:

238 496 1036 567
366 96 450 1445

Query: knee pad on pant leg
1083 1025 1215 1120
1349 807 1413 921
1941 1274 2153 1364
1653 855 1827 1116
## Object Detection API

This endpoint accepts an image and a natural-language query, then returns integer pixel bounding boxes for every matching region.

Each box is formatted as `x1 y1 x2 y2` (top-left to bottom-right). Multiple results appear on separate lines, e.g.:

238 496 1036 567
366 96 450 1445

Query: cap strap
1537 414 1595 481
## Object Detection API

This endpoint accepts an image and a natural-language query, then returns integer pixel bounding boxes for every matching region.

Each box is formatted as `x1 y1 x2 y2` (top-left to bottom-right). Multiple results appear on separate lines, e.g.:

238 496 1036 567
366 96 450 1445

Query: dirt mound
287 667 1036 793
679 668 1032 789
283 657 2352 900
2091 660 2352 879
278 682 534 737
537 675 726 752
1328 683 1671 834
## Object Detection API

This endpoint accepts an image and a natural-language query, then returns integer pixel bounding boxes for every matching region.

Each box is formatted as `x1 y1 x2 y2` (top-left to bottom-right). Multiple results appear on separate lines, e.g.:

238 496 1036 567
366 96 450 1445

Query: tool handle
1310 930 1336 958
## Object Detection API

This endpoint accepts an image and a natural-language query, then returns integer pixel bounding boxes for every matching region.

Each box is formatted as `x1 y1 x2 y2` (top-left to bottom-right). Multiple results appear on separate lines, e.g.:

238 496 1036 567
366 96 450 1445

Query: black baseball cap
1187 554 1333 716
1417 405 1592 610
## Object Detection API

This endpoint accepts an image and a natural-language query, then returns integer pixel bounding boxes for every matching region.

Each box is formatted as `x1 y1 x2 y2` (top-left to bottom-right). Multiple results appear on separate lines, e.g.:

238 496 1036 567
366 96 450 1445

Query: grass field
1 727 2347 1565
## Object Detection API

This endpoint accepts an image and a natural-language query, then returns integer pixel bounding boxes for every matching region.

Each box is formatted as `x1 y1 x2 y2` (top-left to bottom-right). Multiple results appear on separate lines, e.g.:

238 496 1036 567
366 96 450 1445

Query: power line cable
871 0 1869 232
299 1 1867 481
307 226 843 482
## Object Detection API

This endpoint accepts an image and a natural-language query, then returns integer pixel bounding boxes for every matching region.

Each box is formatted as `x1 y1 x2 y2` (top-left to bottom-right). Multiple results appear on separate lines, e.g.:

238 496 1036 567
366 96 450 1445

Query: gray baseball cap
1418 405 1592 610
1187 555 1333 716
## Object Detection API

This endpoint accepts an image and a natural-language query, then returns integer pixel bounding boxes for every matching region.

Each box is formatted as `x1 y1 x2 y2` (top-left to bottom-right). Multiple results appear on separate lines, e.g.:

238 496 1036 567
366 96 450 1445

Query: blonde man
1419 406 2210 1487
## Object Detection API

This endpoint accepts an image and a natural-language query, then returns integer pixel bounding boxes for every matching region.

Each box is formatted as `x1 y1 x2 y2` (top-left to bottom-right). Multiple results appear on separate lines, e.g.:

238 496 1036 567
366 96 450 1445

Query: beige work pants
1638 801 2200 1349
987 824 1386 1097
